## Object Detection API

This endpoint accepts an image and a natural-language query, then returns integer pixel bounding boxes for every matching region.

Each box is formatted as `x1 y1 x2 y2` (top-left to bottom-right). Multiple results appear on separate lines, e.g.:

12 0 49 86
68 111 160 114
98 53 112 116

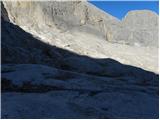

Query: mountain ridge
2 1 158 47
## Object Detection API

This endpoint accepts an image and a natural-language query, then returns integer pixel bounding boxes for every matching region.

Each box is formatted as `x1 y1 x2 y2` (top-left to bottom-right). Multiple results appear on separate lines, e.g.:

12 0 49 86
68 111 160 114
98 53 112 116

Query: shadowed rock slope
1 20 159 118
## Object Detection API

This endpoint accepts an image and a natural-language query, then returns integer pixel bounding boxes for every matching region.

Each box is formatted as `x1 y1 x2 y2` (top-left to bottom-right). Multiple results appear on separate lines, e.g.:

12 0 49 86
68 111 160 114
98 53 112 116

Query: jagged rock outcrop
113 10 158 46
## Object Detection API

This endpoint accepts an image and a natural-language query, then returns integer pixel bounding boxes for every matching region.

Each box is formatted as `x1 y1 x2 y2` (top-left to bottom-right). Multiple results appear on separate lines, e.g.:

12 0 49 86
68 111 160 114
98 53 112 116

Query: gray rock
2 1 158 47
113 10 159 46
1 64 159 118
62 56 104 74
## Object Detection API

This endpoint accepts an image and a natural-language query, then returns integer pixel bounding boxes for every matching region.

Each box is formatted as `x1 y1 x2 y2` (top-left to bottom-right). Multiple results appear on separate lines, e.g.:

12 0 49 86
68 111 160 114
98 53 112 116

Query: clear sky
88 1 159 20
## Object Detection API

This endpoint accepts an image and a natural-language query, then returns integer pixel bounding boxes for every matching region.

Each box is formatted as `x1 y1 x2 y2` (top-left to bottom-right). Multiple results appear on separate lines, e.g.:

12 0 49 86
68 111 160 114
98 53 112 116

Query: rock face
1 64 159 118
1 1 159 119
120 10 158 46
3 1 158 47
2 1 118 40
2 1 159 72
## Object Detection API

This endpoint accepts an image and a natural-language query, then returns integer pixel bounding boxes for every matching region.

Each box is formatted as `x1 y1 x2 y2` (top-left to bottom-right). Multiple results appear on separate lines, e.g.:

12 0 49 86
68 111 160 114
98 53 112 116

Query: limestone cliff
2 1 158 47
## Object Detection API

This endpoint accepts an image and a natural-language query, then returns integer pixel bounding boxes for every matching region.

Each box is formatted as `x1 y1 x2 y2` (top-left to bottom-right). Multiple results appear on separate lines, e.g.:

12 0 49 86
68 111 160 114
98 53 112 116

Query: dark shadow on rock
1 17 159 85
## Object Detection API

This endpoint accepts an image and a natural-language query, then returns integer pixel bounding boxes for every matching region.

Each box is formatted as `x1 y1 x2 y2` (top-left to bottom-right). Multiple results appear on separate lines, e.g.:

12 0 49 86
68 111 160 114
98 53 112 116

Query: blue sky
89 1 159 20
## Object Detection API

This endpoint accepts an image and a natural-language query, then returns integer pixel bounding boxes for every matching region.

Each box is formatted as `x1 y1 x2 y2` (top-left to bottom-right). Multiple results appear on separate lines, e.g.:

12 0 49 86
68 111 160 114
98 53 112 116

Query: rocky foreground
1 64 159 118
1 1 159 119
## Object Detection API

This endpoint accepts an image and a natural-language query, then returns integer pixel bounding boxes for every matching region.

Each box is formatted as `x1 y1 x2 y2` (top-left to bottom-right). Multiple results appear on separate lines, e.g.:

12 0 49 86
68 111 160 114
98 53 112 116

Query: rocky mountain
2 1 158 72
1 1 159 119
3 1 158 47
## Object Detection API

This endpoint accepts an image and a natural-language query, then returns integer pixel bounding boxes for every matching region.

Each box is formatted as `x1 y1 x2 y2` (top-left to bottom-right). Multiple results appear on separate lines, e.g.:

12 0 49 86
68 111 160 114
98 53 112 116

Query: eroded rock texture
3 1 158 47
